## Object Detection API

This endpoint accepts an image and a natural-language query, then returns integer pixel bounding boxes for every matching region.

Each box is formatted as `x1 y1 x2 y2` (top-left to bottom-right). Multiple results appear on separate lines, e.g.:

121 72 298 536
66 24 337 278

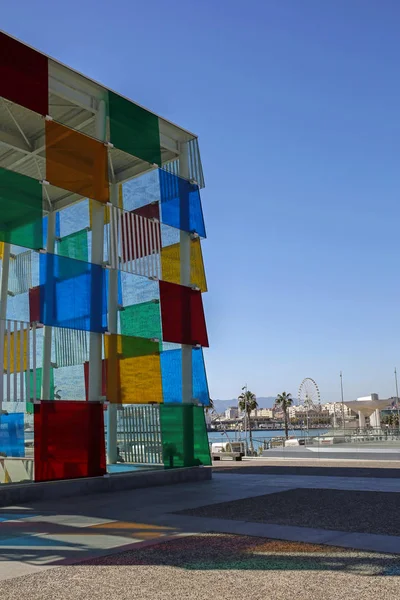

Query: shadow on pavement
83 534 400 576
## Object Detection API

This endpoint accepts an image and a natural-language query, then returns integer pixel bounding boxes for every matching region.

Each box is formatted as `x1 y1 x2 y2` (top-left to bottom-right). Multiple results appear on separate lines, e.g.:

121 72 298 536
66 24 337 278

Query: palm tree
275 392 293 440
238 390 258 453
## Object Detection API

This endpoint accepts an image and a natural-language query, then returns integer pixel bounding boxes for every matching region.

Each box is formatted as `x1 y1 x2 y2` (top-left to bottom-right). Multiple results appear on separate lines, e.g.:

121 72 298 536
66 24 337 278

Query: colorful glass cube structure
0 32 210 483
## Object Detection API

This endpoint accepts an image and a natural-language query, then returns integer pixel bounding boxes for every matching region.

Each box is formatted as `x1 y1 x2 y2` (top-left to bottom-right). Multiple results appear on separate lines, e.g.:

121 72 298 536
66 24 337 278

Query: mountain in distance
212 397 277 414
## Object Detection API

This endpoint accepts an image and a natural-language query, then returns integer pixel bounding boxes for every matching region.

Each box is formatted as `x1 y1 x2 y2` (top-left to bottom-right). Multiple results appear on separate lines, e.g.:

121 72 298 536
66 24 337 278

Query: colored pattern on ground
0 510 174 572
1 534 400 600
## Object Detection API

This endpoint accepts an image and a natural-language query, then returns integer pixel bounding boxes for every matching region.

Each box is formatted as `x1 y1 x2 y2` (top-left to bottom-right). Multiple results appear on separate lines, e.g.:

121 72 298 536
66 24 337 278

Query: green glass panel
58 229 88 262
160 404 211 469
108 333 160 358
121 336 159 358
25 367 55 413
0 167 43 250
193 406 211 466
120 301 162 344
108 91 161 166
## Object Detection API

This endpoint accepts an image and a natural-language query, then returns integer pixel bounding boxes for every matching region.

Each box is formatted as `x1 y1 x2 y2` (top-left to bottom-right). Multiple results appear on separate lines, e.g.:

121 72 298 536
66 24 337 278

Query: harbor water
208 429 329 453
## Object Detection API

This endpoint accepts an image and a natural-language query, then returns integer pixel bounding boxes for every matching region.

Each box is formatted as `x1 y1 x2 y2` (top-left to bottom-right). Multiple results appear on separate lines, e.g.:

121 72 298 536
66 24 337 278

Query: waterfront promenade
1 458 400 598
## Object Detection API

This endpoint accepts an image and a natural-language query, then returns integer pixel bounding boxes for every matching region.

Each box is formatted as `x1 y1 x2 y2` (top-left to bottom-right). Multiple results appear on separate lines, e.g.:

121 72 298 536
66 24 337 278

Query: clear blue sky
3 0 400 402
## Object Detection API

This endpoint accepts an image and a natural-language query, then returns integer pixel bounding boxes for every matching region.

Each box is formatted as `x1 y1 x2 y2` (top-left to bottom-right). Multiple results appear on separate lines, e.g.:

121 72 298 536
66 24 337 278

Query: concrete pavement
1 461 400 596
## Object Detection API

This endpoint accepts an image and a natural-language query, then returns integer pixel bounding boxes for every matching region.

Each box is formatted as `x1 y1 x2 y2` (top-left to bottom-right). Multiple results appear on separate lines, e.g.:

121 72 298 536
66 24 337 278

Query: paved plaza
1 460 400 598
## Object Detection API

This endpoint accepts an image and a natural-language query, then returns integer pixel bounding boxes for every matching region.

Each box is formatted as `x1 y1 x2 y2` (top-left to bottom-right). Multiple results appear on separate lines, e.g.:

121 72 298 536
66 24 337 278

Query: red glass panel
0 33 48 115
159 281 208 347
29 286 40 324
34 400 106 482
132 202 160 220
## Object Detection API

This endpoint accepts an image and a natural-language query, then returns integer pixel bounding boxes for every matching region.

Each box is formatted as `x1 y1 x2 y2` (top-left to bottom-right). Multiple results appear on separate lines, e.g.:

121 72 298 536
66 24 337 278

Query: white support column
106 183 119 464
41 211 56 400
370 408 381 429
0 243 10 411
88 99 106 403
179 142 192 405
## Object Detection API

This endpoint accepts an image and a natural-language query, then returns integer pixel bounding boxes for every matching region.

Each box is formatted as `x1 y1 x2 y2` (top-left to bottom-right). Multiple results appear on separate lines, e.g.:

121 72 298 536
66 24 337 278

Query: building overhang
0 31 204 214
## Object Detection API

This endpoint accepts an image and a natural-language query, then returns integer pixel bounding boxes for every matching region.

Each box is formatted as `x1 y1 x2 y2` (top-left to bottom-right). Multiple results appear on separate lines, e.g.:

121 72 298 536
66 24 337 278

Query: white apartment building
250 408 274 418
225 407 239 419
323 402 353 417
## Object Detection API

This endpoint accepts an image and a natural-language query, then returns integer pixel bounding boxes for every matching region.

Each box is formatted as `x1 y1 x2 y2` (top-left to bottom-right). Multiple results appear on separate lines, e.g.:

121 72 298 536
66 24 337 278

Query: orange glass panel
46 121 109 203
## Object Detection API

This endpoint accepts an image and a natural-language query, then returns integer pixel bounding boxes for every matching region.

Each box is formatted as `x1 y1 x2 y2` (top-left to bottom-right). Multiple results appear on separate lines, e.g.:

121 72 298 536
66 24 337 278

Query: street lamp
340 371 345 431
241 384 247 456
394 368 400 429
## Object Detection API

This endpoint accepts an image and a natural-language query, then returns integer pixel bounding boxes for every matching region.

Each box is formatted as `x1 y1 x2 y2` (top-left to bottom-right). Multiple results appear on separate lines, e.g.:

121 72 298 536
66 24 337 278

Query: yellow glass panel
4 329 28 373
0 242 3 260
119 355 163 404
161 238 207 292
104 333 122 358
106 352 162 404
89 184 123 229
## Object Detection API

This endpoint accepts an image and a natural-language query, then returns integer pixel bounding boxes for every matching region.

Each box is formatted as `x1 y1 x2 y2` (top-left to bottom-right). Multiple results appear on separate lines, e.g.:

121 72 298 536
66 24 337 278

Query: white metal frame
0 32 205 440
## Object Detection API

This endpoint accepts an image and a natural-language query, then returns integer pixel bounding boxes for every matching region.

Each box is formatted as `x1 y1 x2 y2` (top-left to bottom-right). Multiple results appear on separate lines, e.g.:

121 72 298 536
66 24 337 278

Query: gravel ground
1 534 400 600
178 488 400 536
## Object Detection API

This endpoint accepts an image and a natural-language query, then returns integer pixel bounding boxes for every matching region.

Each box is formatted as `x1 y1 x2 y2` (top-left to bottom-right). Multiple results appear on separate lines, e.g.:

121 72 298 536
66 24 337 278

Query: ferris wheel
298 378 320 410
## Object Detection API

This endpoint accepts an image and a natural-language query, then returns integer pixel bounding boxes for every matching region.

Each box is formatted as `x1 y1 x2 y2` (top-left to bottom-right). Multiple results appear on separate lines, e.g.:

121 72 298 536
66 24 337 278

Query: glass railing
208 426 400 461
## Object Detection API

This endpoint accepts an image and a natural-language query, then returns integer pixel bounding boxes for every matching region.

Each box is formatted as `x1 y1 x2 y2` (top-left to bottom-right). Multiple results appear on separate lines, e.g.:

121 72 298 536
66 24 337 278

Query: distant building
323 402 353 417
291 408 329 420
250 408 274 418
225 407 239 420
344 394 391 429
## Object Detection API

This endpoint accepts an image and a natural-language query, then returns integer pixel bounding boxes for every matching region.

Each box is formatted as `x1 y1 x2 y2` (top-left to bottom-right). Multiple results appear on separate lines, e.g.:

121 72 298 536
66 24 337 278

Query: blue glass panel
161 348 210 406
193 348 210 406
39 253 107 332
0 413 25 457
161 349 181 403
159 170 206 238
